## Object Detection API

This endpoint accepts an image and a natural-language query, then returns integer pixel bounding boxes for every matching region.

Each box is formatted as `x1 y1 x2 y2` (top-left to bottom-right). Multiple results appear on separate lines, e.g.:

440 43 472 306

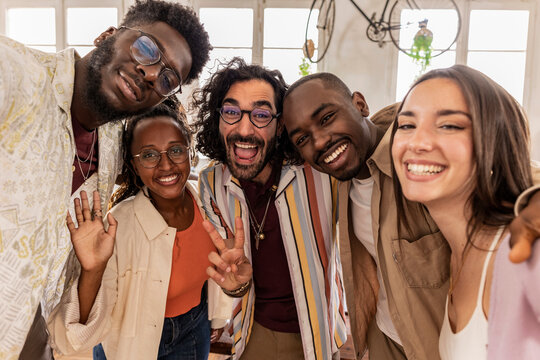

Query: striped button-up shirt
199 161 346 359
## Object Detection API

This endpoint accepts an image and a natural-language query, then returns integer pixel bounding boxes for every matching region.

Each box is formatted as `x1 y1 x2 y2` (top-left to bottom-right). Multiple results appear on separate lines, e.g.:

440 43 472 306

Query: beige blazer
48 182 232 359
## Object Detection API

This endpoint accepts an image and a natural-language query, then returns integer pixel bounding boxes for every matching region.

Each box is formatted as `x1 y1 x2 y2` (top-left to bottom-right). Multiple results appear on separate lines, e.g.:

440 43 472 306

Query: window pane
67 8 118 45
395 50 456 101
199 8 253 47
397 9 459 50
469 10 529 51
467 52 526 103
264 8 319 48
200 48 253 85
27 45 57 53
263 49 317 85
7 8 55 45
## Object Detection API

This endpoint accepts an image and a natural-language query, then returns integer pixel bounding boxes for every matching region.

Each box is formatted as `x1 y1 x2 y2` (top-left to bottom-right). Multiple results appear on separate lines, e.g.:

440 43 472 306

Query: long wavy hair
192 57 303 165
109 98 192 209
390 64 533 241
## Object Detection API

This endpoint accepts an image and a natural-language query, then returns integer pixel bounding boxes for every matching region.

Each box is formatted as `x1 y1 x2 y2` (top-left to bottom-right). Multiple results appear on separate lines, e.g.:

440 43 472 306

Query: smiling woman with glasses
58 100 235 360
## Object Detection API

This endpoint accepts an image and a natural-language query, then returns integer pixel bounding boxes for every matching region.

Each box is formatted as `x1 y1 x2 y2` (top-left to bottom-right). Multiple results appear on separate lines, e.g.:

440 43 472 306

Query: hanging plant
299 57 312 77
409 19 433 74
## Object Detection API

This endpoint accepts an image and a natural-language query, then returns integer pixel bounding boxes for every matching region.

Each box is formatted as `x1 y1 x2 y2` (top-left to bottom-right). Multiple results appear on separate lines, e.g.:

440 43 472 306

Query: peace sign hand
203 217 253 291
66 190 117 273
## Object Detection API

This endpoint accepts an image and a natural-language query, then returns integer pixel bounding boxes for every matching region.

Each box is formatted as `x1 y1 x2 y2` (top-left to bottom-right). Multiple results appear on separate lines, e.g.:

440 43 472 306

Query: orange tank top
165 195 216 317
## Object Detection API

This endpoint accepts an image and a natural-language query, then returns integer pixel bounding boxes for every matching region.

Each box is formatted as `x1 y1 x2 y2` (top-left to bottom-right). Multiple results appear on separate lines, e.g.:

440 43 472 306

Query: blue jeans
94 287 210 360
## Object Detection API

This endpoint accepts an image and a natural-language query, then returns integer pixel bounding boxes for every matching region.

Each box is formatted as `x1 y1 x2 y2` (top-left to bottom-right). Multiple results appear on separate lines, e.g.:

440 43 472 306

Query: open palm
67 190 117 273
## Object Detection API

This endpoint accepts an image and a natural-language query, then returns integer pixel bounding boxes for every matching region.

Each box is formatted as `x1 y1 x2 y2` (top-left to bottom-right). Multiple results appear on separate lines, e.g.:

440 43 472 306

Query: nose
312 128 332 152
235 112 256 137
157 152 174 170
407 125 433 153
136 63 162 84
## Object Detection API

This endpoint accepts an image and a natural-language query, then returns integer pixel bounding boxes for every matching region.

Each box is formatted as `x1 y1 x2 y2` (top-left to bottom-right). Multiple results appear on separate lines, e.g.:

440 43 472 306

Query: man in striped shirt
193 57 347 360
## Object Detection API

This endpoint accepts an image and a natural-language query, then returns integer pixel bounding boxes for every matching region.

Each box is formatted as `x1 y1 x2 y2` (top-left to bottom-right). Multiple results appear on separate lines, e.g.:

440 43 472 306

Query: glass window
67 8 118 56
199 8 253 84
7 8 56 51
467 10 529 103
263 8 318 84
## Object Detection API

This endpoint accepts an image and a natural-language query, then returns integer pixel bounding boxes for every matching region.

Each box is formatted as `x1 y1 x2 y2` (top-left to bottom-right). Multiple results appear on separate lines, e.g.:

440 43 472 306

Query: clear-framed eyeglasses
132 145 189 168
119 26 182 97
217 105 280 128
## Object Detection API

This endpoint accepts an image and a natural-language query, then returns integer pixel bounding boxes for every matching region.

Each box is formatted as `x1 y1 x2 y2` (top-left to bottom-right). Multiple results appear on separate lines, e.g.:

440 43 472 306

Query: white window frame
391 0 537 108
0 0 125 52
194 0 325 68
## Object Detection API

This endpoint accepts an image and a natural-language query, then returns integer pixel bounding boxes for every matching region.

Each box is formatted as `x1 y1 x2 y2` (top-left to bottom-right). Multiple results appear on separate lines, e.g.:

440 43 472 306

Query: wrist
222 279 252 298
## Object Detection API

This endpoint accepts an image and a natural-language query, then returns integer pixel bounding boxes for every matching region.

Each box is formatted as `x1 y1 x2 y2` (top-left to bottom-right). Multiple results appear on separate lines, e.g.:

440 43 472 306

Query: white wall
323 0 540 161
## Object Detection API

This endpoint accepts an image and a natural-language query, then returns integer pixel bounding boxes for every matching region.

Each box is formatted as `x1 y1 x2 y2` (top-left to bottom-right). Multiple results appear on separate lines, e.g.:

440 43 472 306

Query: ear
352 91 370 117
94 26 118 46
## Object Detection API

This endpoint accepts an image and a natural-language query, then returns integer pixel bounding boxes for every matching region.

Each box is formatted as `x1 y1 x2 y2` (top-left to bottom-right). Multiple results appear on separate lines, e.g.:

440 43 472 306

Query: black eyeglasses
133 145 189 168
218 105 280 128
120 26 182 97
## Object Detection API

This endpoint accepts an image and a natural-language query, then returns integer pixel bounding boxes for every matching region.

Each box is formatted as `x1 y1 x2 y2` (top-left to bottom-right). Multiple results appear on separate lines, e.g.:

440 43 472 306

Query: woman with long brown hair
391 64 539 359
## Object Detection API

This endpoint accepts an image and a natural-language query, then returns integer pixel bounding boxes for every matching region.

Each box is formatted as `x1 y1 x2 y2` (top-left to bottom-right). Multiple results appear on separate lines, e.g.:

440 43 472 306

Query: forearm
77 268 105 324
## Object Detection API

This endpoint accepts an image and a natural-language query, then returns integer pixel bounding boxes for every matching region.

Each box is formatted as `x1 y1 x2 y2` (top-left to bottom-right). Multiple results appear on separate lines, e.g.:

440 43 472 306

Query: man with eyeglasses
193 57 346 360
0 0 210 357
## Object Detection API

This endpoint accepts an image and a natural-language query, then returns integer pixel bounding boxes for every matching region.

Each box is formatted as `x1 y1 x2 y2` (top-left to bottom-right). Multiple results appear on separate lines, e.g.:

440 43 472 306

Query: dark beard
221 133 278 181
83 35 148 125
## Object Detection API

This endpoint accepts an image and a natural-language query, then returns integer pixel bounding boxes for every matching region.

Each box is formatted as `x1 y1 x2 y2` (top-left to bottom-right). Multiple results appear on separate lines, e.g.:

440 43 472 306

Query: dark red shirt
71 118 99 194
239 162 300 333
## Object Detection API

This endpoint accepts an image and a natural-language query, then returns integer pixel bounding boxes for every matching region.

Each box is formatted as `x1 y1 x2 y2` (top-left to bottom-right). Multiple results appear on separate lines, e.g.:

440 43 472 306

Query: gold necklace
245 184 277 250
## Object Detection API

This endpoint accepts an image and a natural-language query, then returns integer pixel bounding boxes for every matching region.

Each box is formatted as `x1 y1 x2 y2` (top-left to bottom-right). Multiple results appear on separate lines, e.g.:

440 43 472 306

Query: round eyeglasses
218 105 280 128
132 145 189 168
120 26 182 97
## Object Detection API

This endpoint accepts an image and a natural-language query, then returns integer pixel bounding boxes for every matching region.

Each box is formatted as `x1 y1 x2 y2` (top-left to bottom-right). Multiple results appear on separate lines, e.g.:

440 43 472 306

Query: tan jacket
48 182 232 359
340 106 540 360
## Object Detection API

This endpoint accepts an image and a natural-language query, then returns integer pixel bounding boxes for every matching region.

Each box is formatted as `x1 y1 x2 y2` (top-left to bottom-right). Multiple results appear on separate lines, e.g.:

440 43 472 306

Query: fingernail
226 267 231 272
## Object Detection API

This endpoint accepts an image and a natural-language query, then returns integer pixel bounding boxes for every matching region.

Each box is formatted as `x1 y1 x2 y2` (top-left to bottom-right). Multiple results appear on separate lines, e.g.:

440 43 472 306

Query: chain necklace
74 129 96 185
245 184 278 250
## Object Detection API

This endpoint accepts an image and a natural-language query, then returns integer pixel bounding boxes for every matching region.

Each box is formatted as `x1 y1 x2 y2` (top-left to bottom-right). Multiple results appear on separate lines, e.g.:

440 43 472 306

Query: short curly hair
192 57 303 165
121 0 211 84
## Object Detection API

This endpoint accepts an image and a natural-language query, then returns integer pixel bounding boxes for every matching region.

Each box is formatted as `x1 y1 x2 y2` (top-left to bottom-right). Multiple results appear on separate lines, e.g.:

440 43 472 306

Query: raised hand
67 190 117 273
203 217 253 291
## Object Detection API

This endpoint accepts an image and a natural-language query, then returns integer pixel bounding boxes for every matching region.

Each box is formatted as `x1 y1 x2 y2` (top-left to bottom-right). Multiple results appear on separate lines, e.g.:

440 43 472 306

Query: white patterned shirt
0 36 122 358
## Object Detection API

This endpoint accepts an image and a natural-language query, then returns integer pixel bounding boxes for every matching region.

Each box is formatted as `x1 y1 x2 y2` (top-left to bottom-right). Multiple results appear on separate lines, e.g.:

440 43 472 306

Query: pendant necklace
74 129 96 185
245 184 278 250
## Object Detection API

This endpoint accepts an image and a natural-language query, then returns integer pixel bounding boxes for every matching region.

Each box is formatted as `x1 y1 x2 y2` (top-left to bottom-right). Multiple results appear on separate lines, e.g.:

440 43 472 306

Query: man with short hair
0 0 210 356
281 72 540 360
194 58 346 360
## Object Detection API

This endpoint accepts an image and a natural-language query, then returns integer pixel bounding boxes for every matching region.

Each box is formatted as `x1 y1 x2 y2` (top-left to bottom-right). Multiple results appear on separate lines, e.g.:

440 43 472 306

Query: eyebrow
222 98 274 110
311 103 333 118
398 109 472 120
287 103 334 139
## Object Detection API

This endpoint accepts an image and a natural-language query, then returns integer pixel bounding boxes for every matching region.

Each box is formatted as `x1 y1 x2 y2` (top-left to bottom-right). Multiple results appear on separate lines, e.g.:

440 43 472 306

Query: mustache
226 134 264 147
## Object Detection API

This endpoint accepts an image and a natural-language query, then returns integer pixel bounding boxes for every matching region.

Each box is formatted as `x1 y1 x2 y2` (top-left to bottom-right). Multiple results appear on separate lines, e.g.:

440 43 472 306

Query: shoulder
109 195 137 221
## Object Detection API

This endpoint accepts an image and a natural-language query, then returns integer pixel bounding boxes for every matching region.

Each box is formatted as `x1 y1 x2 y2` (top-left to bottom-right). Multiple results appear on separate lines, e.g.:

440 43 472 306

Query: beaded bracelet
222 279 252 298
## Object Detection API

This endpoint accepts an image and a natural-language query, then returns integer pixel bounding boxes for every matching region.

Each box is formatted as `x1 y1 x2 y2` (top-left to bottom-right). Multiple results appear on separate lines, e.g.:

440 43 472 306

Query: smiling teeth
236 143 257 149
324 144 348 164
407 163 444 175
158 174 178 182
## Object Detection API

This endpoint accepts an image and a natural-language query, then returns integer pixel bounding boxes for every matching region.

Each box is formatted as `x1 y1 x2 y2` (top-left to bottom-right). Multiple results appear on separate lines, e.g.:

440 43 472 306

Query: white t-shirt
350 177 402 344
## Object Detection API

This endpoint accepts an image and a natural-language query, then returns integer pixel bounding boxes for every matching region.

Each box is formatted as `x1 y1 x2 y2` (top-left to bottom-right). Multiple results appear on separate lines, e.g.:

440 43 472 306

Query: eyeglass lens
131 35 181 96
220 105 274 127
138 146 188 168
